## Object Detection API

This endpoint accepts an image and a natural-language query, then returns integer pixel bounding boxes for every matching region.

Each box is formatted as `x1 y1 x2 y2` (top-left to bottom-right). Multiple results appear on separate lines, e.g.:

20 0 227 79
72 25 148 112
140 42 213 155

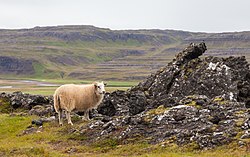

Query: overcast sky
0 0 249 32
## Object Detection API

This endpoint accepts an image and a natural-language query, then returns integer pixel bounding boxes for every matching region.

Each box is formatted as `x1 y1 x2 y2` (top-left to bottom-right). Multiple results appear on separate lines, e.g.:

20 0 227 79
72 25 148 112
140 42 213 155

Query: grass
0 97 12 113
0 113 249 156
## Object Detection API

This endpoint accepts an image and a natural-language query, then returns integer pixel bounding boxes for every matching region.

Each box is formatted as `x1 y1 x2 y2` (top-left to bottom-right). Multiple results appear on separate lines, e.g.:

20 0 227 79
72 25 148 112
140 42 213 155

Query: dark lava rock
88 42 250 149
0 91 52 110
98 90 147 116
0 91 54 118
135 43 250 108
32 120 43 126
28 105 55 117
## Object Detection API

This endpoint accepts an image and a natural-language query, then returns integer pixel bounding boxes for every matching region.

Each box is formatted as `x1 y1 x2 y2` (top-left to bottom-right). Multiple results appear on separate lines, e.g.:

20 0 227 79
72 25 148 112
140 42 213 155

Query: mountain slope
0 25 249 81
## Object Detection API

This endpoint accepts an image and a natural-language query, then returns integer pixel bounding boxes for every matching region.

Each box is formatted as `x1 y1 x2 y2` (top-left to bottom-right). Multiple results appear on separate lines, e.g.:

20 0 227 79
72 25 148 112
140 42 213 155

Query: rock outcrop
0 91 54 115
91 42 250 149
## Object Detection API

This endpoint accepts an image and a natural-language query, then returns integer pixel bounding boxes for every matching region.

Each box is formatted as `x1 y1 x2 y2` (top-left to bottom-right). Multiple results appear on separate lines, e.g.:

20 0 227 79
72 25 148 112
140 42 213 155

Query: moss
147 105 168 115
185 101 202 109
211 124 219 132
187 68 193 73
235 118 245 127
182 142 200 151
144 105 169 122
213 97 224 102
235 131 245 140
186 100 196 106
70 114 83 123
0 98 12 113
167 136 177 144
234 110 246 117
212 97 228 105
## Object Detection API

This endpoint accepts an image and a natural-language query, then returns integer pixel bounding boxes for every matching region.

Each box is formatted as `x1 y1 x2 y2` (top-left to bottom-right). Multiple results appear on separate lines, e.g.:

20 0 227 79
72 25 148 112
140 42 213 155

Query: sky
0 0 249 33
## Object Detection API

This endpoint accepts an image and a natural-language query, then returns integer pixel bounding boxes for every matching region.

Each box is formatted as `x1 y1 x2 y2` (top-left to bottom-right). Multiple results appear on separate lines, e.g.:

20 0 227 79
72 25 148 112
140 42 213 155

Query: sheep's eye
98 86 101 89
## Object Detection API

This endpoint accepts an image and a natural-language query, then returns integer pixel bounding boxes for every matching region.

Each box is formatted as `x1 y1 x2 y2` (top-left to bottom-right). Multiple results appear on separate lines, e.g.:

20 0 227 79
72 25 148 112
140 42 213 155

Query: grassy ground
0 113 249 157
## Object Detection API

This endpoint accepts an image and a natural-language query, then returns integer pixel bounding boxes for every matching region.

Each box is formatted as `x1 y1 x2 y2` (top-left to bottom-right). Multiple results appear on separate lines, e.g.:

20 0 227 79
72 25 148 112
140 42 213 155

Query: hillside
0 25 249 81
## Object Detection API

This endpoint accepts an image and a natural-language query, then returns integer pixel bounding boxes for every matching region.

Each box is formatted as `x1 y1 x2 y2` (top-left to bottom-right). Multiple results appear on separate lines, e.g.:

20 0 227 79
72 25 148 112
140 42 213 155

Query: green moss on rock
0 98 12 113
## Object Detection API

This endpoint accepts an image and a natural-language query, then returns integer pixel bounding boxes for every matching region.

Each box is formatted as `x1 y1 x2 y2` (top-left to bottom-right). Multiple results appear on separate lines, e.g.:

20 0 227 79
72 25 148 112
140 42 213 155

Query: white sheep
53 81 106 125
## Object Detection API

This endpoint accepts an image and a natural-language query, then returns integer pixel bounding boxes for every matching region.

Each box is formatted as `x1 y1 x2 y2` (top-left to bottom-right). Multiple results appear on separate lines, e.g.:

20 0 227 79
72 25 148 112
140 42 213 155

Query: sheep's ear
104 82 107 86
94 82 98 88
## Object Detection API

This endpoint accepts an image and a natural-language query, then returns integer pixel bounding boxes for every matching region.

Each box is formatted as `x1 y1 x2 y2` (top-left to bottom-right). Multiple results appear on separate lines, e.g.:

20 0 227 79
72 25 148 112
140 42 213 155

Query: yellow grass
0 114 249 157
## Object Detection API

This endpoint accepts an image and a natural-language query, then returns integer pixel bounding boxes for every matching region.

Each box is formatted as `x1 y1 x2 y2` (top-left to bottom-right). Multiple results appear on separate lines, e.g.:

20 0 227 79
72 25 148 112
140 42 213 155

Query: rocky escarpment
1 42 250 150
0 56 35 74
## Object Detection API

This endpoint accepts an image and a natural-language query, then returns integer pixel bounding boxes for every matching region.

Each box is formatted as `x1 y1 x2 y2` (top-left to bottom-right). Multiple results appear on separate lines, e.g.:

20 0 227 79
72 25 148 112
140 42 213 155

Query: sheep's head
94 81 106 95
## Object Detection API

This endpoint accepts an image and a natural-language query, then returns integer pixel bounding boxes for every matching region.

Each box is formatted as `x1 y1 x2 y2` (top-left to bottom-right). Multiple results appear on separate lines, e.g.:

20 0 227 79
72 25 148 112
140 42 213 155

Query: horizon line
0 24 249 34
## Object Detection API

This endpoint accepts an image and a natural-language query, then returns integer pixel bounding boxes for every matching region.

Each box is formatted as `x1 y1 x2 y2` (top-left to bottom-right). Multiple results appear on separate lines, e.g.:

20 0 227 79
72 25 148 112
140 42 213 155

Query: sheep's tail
53 93 61 113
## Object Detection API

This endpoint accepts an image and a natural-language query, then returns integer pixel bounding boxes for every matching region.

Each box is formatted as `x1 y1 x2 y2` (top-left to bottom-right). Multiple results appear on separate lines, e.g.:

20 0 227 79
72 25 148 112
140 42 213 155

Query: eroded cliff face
0 56 35 75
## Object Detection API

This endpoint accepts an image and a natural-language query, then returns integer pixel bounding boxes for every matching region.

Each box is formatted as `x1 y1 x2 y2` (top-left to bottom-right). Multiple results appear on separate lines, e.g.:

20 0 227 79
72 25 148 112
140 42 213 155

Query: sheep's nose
102 91 106 94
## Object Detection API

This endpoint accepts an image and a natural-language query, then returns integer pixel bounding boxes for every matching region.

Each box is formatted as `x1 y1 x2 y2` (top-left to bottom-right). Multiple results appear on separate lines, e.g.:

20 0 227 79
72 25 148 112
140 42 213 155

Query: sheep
53 81 106 126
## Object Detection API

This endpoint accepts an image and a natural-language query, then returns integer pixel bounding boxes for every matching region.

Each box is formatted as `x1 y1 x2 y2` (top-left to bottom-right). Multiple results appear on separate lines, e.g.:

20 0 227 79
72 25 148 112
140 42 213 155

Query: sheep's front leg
83 109 90 121
58 110 63 126
66 111 73 125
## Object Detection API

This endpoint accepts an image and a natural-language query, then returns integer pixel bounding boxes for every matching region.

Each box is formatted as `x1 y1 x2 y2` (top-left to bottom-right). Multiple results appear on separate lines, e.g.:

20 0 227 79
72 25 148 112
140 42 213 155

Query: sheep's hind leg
66 111 73 125
58 110 63 126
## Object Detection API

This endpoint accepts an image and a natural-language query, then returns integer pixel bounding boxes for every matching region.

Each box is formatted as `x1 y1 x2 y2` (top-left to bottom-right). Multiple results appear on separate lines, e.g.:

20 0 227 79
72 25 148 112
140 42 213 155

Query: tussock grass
0 113 250 156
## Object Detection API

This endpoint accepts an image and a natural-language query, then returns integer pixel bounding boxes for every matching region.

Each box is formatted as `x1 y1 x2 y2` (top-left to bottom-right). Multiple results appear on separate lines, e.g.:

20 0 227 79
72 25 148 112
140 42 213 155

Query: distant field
0 78 138 95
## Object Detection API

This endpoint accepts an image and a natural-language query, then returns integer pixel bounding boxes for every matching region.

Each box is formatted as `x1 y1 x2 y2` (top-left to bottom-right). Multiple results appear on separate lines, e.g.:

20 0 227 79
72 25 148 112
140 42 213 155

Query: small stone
31 120 43 126
238 141 245 147
240 131 250 139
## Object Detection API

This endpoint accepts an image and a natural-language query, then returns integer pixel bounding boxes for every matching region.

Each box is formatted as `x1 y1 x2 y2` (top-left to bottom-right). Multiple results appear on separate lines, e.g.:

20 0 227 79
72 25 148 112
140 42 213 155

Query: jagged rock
32 120 43 126
241 131 250 139
40 116 56 122
28 105 54 117
87 42 250 149
136 45 250 108
20 125 44 136
1 91 52 108
0 91 52 110
98 90 147 116
89 95 247 149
